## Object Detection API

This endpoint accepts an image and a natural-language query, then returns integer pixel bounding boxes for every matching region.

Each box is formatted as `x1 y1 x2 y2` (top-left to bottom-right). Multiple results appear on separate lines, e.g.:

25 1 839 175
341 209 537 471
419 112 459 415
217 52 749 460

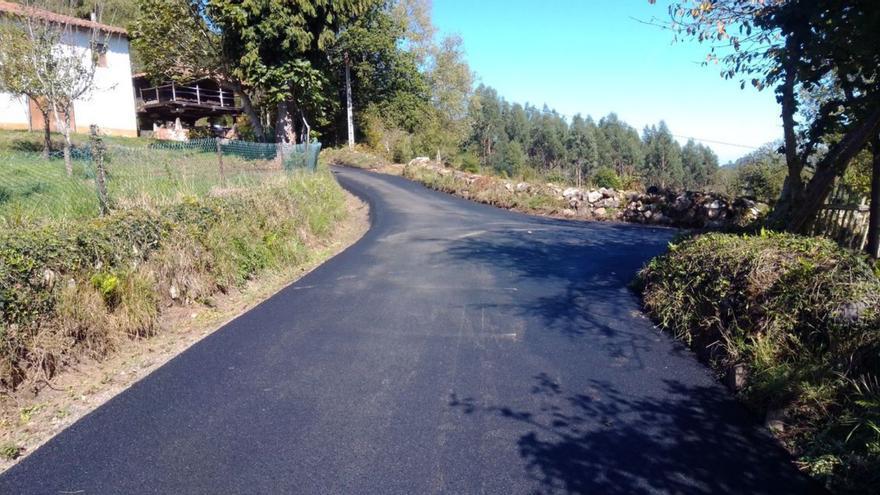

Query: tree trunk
275 101 294 167
52 103 73 177
234 84 265 142
344 52 355 150
769 56 805 227
867 133 880 258
780 40 804 196
786 106 880 233
275 101 294 143
40 107 51 159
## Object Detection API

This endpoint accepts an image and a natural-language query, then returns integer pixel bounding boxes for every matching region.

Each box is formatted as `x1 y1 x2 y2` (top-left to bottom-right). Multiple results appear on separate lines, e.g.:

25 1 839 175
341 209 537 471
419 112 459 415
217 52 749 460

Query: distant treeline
460 85 719 191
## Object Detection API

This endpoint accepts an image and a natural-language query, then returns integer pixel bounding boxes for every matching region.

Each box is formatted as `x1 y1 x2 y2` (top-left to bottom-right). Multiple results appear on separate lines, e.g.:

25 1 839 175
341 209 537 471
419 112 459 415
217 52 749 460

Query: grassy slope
0 130 365 460
638 232 880 494
0 130 297 224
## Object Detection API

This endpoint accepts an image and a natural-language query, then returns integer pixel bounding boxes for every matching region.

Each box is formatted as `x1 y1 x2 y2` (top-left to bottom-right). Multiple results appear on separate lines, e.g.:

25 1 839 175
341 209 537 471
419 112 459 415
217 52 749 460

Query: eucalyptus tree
567 114 599 184
598 113 643 177
642 121 684 189
681 139 718 190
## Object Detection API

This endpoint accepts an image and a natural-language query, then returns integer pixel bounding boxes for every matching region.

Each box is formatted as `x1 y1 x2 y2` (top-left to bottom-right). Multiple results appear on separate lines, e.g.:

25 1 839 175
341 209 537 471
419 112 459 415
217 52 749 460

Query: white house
0 1 138 137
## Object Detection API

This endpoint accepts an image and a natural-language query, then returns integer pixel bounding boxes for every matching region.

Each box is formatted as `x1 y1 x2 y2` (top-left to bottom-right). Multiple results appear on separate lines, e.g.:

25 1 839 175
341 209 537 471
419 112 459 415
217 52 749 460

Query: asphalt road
1 167 817 494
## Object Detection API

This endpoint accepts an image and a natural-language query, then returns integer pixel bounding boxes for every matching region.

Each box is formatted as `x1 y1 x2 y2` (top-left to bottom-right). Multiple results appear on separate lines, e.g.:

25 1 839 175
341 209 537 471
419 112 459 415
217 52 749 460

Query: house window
94 43 108 68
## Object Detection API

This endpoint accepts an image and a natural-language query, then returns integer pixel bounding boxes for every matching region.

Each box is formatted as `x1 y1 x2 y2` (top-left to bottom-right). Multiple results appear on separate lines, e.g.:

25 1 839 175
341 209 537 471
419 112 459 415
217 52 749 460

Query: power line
671 134 760 150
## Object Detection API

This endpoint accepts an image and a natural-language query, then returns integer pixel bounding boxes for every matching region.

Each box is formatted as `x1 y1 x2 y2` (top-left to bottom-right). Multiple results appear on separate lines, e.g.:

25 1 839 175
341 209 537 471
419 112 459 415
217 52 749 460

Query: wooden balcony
136 82 241 114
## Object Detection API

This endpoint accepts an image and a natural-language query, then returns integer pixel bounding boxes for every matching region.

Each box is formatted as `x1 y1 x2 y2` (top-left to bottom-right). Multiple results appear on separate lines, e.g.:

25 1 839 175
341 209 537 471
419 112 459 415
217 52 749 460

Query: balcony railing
137 82 241 110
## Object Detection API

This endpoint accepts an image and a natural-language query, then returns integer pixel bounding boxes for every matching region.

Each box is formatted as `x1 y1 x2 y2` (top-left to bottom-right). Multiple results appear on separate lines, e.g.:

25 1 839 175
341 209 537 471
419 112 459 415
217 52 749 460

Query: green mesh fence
0 137 321 225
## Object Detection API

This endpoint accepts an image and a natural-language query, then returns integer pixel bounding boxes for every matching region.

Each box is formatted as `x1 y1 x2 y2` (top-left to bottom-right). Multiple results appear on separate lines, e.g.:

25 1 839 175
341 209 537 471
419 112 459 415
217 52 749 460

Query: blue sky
431 0 782 163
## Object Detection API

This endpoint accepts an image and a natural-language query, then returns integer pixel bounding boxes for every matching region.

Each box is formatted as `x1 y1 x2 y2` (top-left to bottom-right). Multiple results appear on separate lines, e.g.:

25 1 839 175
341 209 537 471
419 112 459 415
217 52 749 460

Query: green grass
638 231 880 494
0 130 305 225
319 145 390 169
0 129 348 393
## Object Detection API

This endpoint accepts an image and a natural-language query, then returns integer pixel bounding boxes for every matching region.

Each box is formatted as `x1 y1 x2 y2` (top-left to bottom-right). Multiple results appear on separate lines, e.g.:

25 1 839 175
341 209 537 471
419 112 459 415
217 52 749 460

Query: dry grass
0 189 369 471
638 231 880 494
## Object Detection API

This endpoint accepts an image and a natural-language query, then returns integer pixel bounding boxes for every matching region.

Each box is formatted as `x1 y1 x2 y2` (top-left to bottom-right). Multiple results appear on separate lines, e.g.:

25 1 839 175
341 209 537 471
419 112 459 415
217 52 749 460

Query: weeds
638 231 880 493
0 169 346 392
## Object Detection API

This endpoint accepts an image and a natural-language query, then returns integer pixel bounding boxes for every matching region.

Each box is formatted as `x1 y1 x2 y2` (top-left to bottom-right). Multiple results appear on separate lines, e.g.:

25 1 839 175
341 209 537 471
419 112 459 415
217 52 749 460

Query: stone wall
406 158 768 229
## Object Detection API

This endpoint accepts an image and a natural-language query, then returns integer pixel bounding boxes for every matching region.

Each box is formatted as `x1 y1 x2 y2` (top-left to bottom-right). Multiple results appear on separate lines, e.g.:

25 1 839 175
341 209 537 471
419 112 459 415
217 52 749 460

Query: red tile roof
0 1 127 36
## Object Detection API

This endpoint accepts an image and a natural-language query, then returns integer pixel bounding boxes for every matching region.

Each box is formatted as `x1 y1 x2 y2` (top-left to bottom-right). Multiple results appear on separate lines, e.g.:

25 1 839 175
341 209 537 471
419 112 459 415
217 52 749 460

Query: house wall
0 93 30 130
0 27 137 137
72 32 137 136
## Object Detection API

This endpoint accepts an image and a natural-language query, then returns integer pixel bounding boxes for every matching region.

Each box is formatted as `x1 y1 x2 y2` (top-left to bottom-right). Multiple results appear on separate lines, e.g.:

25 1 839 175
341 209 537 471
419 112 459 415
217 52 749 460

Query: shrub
638 231 880 493
0 170 346 391
457 153 480 173
592 167 622 190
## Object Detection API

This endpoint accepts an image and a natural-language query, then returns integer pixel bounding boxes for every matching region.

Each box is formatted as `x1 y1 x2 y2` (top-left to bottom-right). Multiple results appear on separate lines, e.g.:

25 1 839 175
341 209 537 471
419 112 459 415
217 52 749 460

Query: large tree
206 1 379 145
661 0 880 233
130 0 267 140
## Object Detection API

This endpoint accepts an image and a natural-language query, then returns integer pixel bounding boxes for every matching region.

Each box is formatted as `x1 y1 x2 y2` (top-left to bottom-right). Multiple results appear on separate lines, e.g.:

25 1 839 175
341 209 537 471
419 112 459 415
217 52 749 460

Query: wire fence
0 137 321 225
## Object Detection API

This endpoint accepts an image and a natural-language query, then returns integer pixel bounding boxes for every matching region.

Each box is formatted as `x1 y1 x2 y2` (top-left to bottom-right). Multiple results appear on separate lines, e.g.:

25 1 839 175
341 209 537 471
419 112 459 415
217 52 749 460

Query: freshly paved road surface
2 167 818 494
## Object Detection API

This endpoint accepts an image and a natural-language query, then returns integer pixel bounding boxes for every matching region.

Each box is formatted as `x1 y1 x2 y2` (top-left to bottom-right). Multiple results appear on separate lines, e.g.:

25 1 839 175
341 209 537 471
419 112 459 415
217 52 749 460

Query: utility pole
345 51 354 150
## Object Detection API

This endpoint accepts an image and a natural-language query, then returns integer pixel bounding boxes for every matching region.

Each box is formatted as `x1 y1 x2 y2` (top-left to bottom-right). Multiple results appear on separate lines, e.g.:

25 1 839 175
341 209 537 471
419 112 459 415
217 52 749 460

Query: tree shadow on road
449 374 820 495
439 222 684 368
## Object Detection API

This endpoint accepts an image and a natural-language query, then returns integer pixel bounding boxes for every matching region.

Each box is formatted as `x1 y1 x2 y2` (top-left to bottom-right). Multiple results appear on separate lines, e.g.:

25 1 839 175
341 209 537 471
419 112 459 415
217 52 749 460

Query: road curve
1 167 816 494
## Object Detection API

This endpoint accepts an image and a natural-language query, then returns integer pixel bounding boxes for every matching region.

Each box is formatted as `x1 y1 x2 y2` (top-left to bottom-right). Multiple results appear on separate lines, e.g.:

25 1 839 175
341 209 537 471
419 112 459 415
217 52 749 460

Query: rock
42 269 57 289
707 199 722 209
408 156 431 167
602 197 620 208
599 187 615 198
503 182 514 192
586 190 603 204
516 182 531 192
765 409 785 433
643 210 653 219
707 208 719 219
724 363 749 391
562 208 576 217
562 187 581 199
834 300 870 325
594 207 607 217
169 285 179 300
673 194 692 211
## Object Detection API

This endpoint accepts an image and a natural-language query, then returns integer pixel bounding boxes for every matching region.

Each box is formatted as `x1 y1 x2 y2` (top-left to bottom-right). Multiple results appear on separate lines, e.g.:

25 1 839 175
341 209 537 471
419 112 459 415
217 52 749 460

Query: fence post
216 137 226 186
89 125 110 215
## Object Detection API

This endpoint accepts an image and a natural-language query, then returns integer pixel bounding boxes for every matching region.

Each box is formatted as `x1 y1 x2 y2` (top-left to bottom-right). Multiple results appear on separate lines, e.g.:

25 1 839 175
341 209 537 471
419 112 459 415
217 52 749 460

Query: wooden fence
810 183 870 250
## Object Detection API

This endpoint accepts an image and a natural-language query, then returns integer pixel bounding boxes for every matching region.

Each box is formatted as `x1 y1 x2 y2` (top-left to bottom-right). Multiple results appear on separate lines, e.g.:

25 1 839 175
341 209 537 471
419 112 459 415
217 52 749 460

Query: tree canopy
660 0 880 231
